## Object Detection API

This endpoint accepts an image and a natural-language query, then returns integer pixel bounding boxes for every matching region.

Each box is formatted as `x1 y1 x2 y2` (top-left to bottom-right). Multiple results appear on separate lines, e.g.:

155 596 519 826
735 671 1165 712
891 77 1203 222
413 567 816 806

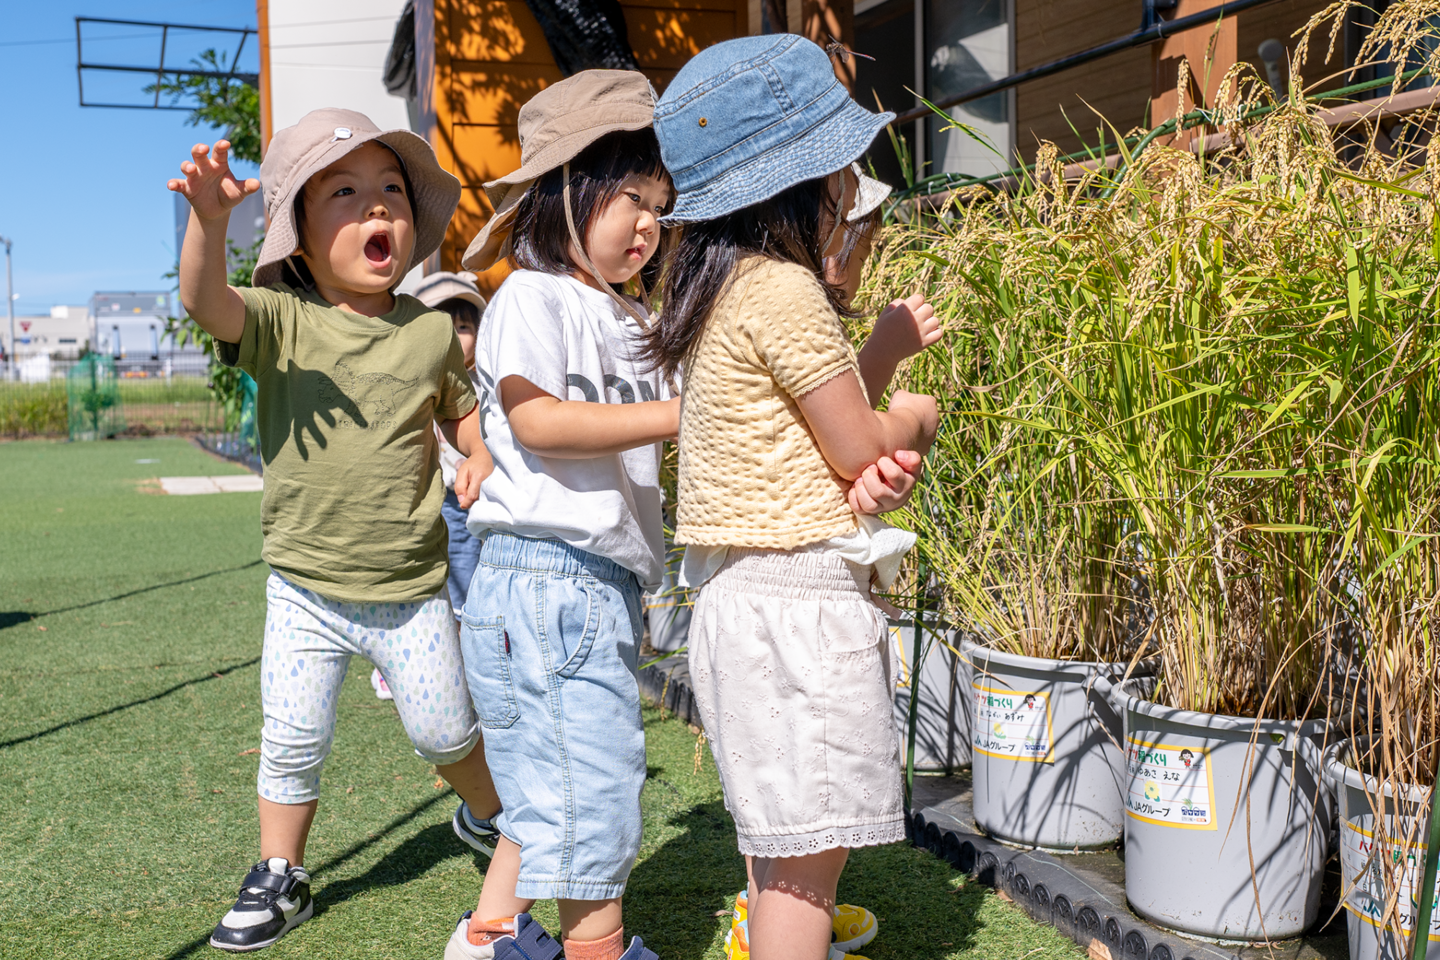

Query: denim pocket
460 612 519 729
551 579 602 679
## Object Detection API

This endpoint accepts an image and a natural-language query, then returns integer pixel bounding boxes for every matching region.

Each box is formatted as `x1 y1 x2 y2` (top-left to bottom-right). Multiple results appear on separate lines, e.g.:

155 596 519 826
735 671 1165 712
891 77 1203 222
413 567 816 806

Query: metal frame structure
75 16 258 111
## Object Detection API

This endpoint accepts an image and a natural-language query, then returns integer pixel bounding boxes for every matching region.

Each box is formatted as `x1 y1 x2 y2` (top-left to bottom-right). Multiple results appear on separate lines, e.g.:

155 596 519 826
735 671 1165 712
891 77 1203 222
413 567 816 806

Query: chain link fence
0 352 229 440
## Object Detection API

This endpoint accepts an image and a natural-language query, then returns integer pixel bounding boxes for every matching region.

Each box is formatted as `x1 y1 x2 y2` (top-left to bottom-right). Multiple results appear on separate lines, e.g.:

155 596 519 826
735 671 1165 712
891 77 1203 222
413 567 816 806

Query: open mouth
626 244 646 260
364 232 392 266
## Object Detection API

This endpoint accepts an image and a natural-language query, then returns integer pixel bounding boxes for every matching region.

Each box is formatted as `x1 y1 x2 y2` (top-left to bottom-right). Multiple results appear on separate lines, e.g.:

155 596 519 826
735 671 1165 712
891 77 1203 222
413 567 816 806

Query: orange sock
467 916 514 947
563 928 625 960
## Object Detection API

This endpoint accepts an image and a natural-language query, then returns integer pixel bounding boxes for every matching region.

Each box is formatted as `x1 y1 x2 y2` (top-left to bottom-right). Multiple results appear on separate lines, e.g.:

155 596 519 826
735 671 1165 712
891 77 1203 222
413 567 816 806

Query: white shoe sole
208 898 313 952
452 807 498 858
370 669 393 701
833 922 877 954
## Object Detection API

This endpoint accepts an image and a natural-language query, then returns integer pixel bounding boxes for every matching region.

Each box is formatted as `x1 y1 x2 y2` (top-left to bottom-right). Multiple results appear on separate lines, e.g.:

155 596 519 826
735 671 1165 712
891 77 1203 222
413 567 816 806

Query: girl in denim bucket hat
167 112 504 952
646 36 945 960
443 69 674 960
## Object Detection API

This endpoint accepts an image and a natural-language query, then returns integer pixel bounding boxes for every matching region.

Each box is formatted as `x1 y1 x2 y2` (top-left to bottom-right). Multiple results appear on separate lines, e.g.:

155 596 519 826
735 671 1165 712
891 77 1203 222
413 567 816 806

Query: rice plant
859 34 1440 726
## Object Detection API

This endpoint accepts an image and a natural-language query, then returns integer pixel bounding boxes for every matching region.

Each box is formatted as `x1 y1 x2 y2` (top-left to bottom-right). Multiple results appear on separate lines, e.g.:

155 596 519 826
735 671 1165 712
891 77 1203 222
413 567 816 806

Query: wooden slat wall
1013 4 1154 164
1013 0 1340 164
431 0 753 291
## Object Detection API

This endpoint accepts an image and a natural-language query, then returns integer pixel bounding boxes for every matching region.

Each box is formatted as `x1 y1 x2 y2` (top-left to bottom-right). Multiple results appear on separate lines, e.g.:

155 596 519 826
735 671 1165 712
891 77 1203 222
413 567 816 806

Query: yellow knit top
675 256 863 548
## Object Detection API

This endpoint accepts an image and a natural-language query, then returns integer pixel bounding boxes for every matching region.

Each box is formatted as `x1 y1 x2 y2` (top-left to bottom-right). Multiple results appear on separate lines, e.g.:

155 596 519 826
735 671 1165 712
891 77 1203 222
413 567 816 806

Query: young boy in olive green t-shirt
168 108 502 953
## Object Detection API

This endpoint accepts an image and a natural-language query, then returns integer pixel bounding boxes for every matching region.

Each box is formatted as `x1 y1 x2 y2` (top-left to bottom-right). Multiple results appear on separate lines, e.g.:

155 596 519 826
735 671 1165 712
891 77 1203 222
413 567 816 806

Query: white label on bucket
971 683 1054 763
1123 737 1217 830
1339 818 1440 940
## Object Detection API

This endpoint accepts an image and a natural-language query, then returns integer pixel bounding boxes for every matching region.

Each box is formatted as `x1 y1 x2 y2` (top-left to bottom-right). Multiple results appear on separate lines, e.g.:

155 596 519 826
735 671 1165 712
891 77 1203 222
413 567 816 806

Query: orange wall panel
626 7 738 70
449 63 563 127
448 0 553 63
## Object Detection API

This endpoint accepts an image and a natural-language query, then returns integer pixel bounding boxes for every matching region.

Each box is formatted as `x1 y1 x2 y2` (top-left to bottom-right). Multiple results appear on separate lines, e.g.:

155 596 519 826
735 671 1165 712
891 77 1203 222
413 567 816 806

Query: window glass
926 0 1013 177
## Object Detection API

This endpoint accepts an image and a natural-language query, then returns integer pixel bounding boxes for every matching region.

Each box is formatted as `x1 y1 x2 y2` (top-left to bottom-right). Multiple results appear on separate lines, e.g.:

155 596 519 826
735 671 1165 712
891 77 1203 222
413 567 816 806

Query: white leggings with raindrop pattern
257 573 481 803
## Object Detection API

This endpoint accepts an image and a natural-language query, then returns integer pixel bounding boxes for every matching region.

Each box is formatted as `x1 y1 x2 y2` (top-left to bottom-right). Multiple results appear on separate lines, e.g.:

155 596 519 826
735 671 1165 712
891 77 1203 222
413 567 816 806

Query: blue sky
0 1 259 314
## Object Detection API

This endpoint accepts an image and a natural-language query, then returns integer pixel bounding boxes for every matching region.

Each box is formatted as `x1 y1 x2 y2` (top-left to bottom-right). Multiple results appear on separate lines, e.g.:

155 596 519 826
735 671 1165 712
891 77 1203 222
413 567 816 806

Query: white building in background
259 0 411 133
11 305 92 362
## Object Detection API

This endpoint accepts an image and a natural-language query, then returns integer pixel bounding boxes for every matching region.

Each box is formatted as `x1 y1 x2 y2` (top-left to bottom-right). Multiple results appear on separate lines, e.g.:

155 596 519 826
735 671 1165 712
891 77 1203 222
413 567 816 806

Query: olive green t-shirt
218 283 477 603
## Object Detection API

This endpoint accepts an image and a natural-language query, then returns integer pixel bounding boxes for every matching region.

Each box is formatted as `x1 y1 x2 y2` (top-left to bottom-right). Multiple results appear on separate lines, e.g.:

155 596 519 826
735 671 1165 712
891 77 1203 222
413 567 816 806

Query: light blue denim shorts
460 533 646 901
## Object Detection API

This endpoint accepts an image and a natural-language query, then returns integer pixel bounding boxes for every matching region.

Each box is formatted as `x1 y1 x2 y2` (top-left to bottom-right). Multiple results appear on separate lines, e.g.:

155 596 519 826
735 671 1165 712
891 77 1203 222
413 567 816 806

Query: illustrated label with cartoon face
972 683 1054 763
1340 818 1440 940
1124 738 1217 829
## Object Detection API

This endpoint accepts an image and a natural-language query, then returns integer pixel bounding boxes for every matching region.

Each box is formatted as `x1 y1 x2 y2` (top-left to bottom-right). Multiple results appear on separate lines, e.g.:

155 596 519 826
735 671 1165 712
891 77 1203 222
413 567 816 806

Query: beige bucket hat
253 107 462 288
461 70 656 273
412 270 487 313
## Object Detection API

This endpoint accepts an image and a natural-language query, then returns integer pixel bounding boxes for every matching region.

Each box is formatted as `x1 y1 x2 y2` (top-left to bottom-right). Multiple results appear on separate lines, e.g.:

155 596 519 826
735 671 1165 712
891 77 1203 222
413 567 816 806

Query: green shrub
0 385 68 437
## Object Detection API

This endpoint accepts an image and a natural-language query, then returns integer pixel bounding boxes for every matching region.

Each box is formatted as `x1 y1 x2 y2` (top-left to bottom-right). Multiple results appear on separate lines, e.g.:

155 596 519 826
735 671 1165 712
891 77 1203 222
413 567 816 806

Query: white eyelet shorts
686 548 906 858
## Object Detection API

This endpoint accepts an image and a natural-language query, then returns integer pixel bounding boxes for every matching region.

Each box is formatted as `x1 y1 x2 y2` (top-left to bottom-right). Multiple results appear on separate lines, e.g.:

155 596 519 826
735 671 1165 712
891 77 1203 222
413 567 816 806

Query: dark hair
643 177 853 379
510 128 671 292
437 297 481 328
284 142 417 290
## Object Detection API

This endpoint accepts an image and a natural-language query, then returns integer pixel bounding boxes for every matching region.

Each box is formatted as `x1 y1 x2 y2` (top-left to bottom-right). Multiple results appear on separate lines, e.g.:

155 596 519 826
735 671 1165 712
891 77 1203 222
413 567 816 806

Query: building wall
425 0 755 292
1012 0 1339 164
11 307 91 361
259 0 412 141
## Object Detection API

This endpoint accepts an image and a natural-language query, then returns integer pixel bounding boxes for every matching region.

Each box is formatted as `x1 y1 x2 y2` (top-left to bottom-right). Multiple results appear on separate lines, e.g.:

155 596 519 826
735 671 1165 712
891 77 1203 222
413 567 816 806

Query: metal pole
1 237 14 382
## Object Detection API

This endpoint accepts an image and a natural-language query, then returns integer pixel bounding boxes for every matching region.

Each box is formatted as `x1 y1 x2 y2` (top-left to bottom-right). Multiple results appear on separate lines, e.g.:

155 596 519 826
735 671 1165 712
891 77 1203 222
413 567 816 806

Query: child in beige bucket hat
441 69 674 960
167 113 503 952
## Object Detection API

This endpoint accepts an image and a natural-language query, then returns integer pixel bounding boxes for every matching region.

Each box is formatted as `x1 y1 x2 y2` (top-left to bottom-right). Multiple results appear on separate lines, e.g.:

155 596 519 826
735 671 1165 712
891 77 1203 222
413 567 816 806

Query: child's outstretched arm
167 140 260 344
501 376 679 459
796 371 938 482
856 292 942 405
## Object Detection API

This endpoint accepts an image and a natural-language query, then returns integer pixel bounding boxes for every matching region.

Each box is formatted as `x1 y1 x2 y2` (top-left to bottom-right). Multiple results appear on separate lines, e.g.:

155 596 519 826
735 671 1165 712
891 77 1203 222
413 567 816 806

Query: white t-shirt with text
466 270 671 590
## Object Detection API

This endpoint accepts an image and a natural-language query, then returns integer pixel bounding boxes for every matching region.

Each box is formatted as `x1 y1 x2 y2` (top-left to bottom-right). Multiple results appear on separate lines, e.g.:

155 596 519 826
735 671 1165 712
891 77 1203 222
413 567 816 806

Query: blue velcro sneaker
653 34 894 223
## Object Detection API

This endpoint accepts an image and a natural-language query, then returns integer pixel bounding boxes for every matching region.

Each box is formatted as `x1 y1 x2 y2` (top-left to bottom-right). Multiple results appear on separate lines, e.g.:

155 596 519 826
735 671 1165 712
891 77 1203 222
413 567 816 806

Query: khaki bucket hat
412 270 487 314
253 107 461 288
461 70 656 273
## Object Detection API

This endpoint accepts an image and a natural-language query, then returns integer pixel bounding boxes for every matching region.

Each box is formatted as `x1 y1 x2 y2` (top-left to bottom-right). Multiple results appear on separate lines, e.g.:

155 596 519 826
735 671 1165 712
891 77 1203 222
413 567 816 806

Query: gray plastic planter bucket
963 640 1143 850
893 621 970 771
1111 678 1332 941
1324 738 1440 960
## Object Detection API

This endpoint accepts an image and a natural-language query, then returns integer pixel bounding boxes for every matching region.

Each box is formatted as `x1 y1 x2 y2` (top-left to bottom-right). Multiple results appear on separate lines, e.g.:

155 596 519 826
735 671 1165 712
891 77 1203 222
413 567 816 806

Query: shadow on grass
161 791 455 959
0 558 264 632
0 655 261 750
627 799 746 958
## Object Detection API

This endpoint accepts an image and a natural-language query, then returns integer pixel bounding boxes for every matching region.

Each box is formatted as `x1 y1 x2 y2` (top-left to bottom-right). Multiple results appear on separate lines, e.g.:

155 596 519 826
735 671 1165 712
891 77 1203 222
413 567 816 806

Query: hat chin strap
562 162 653 330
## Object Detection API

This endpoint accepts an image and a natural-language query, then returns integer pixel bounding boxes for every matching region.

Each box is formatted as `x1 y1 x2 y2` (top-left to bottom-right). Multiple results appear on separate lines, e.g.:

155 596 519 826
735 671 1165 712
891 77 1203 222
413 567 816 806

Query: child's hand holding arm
167 140 260 344
501 376 679 458
796 372 938 483
440 403 493 509
847 450 924 515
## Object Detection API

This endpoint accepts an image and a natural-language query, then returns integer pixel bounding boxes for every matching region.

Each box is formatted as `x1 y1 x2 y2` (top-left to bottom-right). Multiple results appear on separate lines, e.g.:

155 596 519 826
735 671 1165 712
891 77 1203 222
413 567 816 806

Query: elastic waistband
707 548 870 601
480 532 635 584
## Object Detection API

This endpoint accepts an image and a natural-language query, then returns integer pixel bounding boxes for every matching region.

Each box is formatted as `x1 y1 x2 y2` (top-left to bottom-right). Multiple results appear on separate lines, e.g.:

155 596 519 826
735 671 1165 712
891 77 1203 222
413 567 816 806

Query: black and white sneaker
453 802 501 858
208 857 313 952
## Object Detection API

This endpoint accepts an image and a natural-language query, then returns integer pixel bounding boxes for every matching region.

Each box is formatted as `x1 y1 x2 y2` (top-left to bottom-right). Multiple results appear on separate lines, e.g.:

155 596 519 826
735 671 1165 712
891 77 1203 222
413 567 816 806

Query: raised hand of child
870 293 941 363
848 449 924 515
167 140 260 222
857 294 943 402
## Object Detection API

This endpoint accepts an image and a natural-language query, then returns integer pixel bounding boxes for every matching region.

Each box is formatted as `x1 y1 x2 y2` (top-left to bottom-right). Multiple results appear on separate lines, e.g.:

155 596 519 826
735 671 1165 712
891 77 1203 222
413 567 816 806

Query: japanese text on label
1124 738 1217 830
1340 818 1440 940
972 683 1054 763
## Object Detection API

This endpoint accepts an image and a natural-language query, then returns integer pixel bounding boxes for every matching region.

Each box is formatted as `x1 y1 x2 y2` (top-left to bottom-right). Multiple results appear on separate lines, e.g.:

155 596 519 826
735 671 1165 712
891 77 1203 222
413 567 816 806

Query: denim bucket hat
653 35 894 224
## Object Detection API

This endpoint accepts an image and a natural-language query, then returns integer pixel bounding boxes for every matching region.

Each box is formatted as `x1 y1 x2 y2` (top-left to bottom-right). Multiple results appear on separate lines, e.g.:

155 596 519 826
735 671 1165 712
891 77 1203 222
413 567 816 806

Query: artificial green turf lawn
0 437 1083 960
